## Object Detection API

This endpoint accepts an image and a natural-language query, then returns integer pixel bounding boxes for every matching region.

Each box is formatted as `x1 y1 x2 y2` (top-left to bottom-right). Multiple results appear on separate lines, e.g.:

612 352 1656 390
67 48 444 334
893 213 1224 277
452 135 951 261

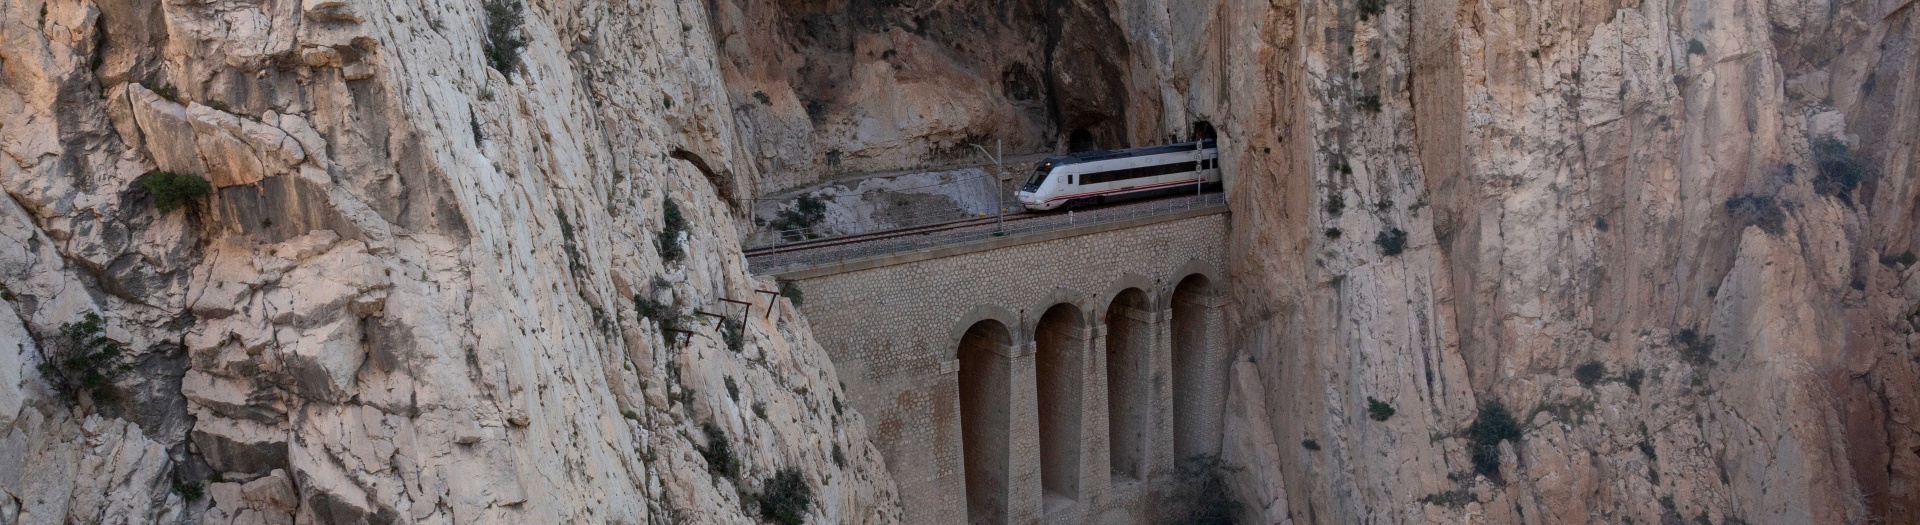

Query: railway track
744 211 1041 257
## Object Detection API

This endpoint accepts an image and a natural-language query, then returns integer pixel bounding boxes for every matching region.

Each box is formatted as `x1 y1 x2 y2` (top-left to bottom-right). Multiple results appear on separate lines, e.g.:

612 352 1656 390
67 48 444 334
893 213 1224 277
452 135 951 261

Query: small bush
657 197 688 263
721 318 746 353
1419 488 1473 508
634 287 688 347
725 376 739 401
779 280 804 307
36 312 133 403
1324 228 1343 240
1879 250 1916 268
1375 228 1408 256
1675 328 1714 367
752 402 767 419
1573 361 1605 387
831 444 846 467
482 0 528 77
698 422 739 479
770 195 828 241
1358 0 1387 20
1811 138 1866 202
1157 455 1240 525
1625 369 1646 394
1301 439 1321 451
759 467 812 525
1324 193 1346 216
1467 400 1522 479
141 171 211 212
1355 94 1381 113
1724 194 1785 236
172 480 205 501
1366 397 1396 421
1687 39 1706 55
752 91 772 106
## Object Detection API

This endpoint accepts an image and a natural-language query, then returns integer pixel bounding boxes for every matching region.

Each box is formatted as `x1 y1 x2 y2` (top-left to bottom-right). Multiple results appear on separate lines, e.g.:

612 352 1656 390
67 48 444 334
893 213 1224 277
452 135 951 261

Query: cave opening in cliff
1172 273 1223 460
1191 121 1217 142
957 319 1014 525
1034 303 1086 502
1068 129 1097 152
1105 288 1152 481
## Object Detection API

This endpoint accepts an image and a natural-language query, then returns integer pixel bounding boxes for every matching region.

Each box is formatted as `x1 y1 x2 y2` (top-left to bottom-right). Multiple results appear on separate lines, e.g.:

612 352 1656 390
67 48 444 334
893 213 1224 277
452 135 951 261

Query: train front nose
1016 191 1037 207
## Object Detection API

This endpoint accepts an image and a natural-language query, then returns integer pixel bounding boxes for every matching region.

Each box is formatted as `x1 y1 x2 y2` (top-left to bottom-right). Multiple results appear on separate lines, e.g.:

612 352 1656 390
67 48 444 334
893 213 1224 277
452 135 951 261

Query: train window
1023 169 1049 191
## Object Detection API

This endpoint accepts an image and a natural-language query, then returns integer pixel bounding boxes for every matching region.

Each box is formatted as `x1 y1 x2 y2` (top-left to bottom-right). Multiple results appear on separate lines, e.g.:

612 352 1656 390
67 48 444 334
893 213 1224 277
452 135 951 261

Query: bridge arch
956 318 1016 525
1169 265 1226 463
1032 302 1088 503
949 305 1023 357
1103 286 1154 480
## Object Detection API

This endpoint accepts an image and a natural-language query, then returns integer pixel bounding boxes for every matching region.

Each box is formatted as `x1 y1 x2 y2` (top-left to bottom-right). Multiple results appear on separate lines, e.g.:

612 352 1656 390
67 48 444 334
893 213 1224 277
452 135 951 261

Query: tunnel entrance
1105 289 1152 480
1067 129 1098 152
1191 121 1217 142
1171 274 1222 461
958 320 1014 525
1034 303 1085 502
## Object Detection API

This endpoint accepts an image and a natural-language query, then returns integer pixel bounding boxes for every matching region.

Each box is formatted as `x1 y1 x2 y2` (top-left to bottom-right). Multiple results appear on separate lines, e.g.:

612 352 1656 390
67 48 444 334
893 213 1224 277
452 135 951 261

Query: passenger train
1016 140 1220 211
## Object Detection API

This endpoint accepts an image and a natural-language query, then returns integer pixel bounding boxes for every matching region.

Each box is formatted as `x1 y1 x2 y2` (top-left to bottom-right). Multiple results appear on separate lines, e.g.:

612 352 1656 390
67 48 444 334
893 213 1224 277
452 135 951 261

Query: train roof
1040 139 1217 166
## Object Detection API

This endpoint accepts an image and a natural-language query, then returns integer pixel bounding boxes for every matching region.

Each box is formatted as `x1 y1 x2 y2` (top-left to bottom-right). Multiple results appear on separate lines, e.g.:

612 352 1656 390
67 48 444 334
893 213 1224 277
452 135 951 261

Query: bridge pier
767 207 1230 525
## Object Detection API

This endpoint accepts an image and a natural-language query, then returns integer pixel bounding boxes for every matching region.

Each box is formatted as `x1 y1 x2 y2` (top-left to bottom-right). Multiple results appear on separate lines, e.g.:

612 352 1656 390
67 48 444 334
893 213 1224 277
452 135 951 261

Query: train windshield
1022 165 1051 192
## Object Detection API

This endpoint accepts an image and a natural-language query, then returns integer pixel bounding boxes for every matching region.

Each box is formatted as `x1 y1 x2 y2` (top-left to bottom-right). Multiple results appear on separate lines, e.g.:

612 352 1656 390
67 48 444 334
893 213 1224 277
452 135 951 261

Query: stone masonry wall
781 212 1230 525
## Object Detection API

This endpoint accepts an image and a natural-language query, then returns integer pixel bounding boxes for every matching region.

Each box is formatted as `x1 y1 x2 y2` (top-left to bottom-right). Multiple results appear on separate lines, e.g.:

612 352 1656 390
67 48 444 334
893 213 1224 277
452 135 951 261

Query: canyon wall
0 0 898 523
1217 0 1920 524
3 0 1917 524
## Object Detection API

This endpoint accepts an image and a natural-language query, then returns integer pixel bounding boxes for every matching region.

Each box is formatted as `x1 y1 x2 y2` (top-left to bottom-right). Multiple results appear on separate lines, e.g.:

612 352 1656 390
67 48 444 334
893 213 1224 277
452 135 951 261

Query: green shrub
831 444 846 467
1811 138 1866 202
172 480 205 501
1419 488 1473 508
1358 0 1387 21
1324 193 1346 216
482 0 527 77
1879 250 1917 268
36 312 133 402
721 318 746 353
657 197 688 263
1156 455 1240 525
1675 328 1714 367
1625 369 1645 394
725 376 739 401
752 401 768 419
1375 228 1408 256
752 91 773 106
770 195 828 241
698 422 739 479
1355 94 1381 113
779 280 804 307
1725 194 1785 236
1300 439 1321 451
1324 228 1342 240
1366 397 1395 421
1573 361 1605 387
1467 400 1522 479
141 171 211 212
634 285 687 347
1687 39 1706 55
759 467 812 525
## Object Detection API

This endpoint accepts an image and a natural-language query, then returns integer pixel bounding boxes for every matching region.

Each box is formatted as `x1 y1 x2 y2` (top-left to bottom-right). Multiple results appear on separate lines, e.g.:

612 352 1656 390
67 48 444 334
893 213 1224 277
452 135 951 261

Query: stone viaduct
767 205 1230 525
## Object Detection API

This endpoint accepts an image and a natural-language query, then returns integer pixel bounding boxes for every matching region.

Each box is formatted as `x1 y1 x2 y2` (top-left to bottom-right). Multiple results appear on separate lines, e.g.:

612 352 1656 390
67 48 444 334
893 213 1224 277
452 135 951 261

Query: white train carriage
1015 140 1220 211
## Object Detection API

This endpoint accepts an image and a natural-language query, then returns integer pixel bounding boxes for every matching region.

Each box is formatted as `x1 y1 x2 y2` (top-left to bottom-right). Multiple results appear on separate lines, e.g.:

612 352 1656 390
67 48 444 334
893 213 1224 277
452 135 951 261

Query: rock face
4 0 1917 524
1212 1 1920 524
1 0 897 523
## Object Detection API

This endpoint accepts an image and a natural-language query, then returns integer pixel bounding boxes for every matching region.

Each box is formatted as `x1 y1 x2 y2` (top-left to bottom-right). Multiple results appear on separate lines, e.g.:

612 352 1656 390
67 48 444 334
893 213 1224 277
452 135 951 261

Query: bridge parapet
768 202 1230 525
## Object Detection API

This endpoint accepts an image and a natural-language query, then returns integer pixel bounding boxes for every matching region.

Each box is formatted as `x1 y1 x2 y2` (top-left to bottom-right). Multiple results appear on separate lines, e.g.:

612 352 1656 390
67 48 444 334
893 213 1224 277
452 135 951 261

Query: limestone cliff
1216 0 1920 524
5 0 1918 524
706 0 1920 524
0 0 897 523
